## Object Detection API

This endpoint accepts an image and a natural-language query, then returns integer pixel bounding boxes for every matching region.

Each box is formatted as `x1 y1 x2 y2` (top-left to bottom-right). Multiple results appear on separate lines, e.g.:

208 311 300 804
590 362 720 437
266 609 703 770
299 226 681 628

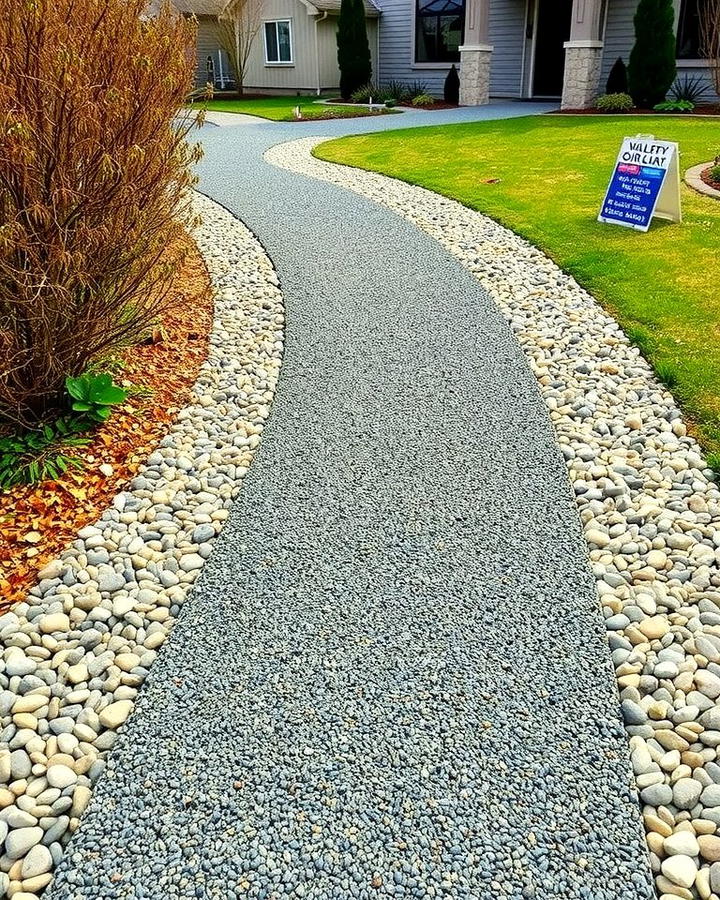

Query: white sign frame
598 134 682 233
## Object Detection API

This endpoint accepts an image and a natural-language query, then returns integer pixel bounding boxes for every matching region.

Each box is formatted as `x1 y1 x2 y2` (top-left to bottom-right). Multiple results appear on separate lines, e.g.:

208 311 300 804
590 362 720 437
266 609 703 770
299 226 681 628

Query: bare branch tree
700 0 720 97
217 0 263 97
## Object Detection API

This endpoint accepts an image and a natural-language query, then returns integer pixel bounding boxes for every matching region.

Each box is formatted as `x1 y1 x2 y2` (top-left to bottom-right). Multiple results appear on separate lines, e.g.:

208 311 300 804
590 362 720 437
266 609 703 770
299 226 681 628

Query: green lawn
198 96 398 121
315 115 720 460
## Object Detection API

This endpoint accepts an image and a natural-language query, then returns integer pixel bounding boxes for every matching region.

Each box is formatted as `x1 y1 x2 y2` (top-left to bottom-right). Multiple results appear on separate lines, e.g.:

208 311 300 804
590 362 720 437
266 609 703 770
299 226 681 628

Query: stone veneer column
560 0 605 110
561 41 604 109
459 0 492 106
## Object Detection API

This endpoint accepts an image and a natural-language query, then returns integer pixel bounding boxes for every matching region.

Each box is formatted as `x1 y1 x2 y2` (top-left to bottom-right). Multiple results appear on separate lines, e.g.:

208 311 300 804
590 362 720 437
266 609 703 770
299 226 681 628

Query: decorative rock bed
0 192 284 899
267 136 720 900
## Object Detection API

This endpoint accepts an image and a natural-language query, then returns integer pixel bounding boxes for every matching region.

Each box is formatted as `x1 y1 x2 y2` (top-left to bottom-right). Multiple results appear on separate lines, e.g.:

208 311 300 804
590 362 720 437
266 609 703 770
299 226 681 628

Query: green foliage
411 93 435 107
444 64 460 105
671 74 712 103
628 0 677 107
0 419 89 490
706 451 720 476
708 165 720 183
595 92 635 112
384 99 397 108
337 0 372 100
350 82 390 103
654 99 695 111
384 79 428 103
65 373 128 424
606 57 628 94
351 79 430 104
655 359 679 390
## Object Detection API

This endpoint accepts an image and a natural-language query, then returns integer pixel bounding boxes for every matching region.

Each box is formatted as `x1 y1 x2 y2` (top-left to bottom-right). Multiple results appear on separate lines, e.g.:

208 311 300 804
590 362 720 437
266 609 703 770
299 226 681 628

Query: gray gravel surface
47 111 654 899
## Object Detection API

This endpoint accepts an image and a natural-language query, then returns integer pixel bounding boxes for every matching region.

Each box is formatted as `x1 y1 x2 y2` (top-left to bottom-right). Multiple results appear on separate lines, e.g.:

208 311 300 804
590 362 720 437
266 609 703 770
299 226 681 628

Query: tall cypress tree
337 0 371 99
627 0 677 107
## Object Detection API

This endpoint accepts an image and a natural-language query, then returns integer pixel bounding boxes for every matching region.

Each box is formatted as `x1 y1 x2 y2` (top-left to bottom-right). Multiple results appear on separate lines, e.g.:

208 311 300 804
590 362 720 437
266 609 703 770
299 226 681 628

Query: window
676 0 703 59
264 20 293 64
415 0 464 64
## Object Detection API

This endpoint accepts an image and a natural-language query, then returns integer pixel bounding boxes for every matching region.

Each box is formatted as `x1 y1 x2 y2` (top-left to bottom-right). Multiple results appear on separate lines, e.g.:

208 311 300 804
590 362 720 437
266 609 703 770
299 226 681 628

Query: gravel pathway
0 194 283 900
266 136 720 899
45 109 653 899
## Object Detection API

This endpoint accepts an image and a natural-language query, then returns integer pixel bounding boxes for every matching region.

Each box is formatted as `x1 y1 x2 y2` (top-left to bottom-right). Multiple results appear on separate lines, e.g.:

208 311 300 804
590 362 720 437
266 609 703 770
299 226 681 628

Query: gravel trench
46 117 654 899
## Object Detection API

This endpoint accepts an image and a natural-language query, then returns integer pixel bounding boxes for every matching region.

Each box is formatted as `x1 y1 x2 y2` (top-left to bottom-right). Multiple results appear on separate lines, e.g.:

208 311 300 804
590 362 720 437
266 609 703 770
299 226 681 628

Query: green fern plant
0 420 90 489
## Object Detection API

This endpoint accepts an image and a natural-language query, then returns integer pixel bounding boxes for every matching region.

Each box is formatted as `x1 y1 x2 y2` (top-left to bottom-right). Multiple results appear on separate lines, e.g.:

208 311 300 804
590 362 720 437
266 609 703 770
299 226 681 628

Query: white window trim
263 18 294 66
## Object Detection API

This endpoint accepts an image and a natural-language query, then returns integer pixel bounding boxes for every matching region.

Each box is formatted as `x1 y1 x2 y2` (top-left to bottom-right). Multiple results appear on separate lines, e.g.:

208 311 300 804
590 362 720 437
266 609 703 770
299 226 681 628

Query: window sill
411 62 457 69
265 62 295 67
676 58 711 67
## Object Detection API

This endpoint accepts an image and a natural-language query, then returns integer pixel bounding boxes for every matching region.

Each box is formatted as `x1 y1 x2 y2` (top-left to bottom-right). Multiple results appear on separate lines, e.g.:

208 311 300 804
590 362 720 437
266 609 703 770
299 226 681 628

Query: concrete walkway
47 105 654 899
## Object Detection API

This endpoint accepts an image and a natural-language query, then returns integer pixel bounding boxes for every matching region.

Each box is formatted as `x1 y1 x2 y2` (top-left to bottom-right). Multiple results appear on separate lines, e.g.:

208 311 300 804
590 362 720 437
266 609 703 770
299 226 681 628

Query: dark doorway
532 0 573 97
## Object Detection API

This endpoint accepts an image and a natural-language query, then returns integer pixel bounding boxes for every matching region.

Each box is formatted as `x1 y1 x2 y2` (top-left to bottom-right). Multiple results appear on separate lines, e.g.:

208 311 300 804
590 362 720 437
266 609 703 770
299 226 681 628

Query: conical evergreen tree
337 0 372 99
444 64 460 104
606 57 628 94
627 0 677 107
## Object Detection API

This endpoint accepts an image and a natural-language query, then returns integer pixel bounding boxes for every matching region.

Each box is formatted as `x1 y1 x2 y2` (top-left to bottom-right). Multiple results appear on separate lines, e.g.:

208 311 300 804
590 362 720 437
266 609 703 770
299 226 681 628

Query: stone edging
266 136 720 900
0 192 284 899
685 163 720 200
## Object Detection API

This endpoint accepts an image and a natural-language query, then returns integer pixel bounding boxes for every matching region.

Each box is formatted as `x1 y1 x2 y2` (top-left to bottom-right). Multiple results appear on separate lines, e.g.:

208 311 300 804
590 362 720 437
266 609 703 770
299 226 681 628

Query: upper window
676 0 703 59
264 19 293 64
415 0 465 64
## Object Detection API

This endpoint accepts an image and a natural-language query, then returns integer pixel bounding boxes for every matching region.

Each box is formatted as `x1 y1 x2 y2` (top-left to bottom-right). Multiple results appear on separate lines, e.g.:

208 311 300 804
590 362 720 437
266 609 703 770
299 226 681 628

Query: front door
532 0 573 97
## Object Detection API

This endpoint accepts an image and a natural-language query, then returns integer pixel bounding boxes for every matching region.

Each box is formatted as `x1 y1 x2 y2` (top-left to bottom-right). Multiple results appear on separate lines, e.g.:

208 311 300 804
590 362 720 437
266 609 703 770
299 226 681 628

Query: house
178 0 717 107
173 0 379 95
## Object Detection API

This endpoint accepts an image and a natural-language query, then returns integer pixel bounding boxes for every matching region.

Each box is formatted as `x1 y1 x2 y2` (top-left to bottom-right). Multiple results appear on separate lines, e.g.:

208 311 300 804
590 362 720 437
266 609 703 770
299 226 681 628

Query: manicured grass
198 96 398 121
315 116 720 460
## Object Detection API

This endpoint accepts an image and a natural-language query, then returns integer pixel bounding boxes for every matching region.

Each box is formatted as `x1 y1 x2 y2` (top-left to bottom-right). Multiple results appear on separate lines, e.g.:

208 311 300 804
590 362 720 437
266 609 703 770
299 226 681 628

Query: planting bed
0 242 213 611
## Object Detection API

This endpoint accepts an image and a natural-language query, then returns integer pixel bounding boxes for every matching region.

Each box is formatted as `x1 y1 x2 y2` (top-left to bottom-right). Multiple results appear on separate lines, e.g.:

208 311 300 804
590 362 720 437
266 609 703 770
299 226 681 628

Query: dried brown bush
701 0 720 97
0 0 202 429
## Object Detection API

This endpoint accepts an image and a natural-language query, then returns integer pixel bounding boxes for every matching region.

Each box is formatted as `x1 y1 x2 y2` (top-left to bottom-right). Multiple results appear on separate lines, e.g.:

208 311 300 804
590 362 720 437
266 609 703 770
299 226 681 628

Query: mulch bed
325 98 459 110
0 239 214 611
553 105 720 115
701 166 720 191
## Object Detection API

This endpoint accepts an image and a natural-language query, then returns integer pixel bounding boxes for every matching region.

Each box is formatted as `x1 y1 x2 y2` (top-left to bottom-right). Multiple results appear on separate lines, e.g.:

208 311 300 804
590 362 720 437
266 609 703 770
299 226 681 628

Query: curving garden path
45 105 655 899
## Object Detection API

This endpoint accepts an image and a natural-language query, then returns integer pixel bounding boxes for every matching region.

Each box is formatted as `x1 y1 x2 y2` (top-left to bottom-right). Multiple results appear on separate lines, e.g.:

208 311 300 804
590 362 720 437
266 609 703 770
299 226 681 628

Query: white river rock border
266 136 720 900
0 192 284 899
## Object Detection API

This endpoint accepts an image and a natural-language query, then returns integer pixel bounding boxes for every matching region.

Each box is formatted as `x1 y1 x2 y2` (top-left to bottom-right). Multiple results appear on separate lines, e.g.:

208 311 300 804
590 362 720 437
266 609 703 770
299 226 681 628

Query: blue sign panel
598 138 678 233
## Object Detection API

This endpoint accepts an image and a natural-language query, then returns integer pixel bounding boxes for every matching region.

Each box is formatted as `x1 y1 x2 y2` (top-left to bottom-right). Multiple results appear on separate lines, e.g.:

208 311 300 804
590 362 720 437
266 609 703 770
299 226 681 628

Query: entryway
529 0 573 97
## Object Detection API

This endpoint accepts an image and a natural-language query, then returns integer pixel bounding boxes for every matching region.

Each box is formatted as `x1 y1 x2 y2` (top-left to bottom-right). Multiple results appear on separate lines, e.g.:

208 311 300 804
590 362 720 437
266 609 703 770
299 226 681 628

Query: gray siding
377 0 527 98
599 0 634 88
195 17 236 89
488 0 526 97
376 0 448 94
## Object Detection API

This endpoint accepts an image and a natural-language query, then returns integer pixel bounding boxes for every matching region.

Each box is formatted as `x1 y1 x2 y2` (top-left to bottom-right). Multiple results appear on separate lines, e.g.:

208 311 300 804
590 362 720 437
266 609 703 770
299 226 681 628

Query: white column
459 0 492 106
561 0 605 109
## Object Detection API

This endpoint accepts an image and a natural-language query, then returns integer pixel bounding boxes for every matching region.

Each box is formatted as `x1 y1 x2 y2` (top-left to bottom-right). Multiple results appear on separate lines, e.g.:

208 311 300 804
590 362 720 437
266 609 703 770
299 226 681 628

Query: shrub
708 165 720 184
671 74 712 103
595 93 635 112
653 99 695 111
606 57 629 94
444 65 460 104
628 0 677 107
350 82 392 103
0 419 89 489
383 79 428 103
411 93 435 107
0 0 199 430
337 0 372 100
